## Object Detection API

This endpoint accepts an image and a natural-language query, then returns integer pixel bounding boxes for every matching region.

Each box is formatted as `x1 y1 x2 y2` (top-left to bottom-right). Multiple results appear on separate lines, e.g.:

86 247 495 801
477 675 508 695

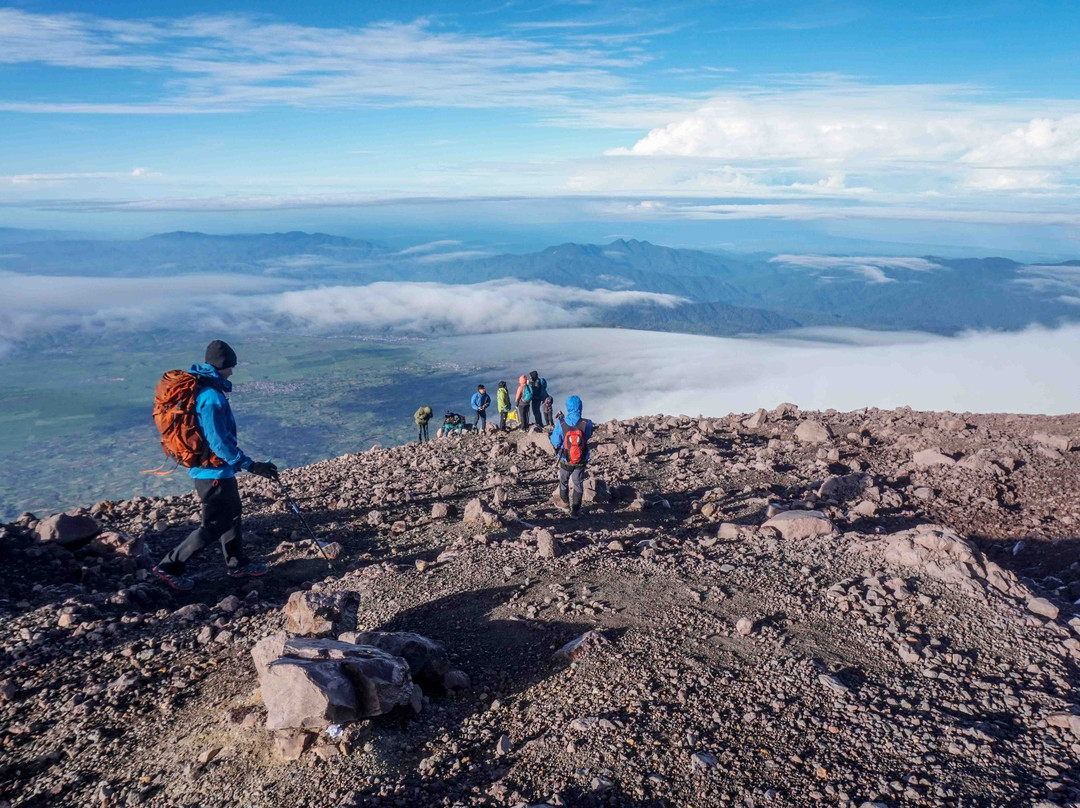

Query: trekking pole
274 476 334 568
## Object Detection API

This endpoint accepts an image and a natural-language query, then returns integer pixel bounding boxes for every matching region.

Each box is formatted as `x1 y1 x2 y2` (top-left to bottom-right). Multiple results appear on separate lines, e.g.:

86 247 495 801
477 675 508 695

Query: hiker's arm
198 393 252 471
550 420 563 448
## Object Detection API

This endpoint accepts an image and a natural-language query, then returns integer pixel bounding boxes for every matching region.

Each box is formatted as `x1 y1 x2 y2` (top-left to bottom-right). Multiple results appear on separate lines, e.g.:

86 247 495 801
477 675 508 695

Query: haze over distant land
1 4 1079 254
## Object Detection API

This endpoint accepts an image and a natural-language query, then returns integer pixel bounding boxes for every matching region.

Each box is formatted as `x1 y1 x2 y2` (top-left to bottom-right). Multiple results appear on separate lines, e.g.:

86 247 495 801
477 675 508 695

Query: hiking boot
569 506 582 519
154 565 195 592
227 560 269 579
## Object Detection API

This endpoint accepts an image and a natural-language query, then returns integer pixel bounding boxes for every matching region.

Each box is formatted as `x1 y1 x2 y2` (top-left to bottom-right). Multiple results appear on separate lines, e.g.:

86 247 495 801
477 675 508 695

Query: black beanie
205 340 237 370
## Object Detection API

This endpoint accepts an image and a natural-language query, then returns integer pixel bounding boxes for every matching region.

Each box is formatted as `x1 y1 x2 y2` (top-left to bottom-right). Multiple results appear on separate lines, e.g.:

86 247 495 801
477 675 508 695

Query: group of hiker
150 341 594 591
412 370 556 439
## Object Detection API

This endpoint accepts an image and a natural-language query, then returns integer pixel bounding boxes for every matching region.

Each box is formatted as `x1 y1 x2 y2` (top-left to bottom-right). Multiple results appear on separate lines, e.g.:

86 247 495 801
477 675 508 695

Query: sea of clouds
0 272 683 355
445 326 1080 417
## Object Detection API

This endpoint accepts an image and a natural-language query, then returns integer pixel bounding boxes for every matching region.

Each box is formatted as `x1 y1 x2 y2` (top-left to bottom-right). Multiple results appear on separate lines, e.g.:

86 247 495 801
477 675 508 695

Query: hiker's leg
570 467 585 513
210 477 245 568
531 398 543 427
499 411 507 430
518 404 529 428
158 478 218 573
418 426 423 442
423 423 429 441
558 466 570 504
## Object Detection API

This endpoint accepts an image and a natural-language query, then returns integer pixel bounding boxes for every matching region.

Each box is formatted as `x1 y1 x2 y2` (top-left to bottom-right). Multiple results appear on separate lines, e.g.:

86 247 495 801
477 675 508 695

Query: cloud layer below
0 273 682 354
446 325 1080 417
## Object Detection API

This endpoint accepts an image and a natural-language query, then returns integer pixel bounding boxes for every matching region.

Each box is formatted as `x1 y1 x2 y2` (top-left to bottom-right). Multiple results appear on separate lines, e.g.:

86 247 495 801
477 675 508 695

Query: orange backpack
151 370 225 468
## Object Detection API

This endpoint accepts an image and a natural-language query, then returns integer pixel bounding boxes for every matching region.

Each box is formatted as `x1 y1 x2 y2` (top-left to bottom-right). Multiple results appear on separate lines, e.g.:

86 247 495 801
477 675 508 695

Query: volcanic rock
762 510 834 539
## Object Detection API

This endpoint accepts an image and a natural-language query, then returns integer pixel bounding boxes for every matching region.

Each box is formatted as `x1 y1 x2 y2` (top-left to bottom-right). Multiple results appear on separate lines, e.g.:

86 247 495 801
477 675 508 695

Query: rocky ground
3 403 1080 808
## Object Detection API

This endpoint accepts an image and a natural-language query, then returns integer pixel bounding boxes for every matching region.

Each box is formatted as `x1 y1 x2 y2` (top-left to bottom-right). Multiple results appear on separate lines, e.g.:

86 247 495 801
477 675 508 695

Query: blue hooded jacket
187 363 253 480
470 391 491 412
550 395 593 463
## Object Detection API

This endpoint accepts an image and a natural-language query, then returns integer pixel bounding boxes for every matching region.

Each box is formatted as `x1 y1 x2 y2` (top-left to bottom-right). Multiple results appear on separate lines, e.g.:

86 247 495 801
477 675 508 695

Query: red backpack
151 371 225 469
561 420 587 465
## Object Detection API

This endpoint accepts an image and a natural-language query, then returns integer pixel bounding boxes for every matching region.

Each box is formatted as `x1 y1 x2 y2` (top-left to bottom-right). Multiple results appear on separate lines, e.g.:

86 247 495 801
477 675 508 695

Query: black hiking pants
499 411 508 430
531 397 544 428
159 477 245 573
418 423 429 442
558 464 586 509
516 402 531 429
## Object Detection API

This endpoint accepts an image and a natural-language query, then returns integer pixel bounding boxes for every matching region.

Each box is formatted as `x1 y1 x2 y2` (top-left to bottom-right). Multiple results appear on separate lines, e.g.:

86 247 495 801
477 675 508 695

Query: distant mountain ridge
3 230 1078 337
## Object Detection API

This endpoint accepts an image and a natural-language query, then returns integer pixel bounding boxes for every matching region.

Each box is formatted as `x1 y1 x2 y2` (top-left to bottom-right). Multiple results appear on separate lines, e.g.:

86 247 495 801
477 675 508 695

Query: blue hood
189 362 232 392
564 395 583 426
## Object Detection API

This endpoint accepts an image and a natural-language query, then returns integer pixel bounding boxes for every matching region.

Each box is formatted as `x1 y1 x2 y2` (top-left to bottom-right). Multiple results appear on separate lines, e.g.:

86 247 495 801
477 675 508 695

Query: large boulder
283 590 360 637
794 421 833 443
880 524 1026 600
913 448 956 468
86 531 146 557
35 512 101 546
252 634 416 730
817 473 872 503
462 498 501 527
582 477 611 504
522 430 556 457
339 631 449 684
763 510 834 539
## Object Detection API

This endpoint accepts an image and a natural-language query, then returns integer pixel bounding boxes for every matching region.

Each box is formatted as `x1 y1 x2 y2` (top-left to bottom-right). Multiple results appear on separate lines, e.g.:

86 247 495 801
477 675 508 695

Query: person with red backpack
152 340 278 591
549 395 593 518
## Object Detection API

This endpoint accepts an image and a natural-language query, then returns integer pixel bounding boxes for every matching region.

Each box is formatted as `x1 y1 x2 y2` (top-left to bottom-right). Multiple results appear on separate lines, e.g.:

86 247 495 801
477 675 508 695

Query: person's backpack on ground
549 395 594 518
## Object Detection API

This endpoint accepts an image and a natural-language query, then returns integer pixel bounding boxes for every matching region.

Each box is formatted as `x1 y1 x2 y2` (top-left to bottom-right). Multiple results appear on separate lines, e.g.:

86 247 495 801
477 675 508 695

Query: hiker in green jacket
414 405 433 442
496 381 511 430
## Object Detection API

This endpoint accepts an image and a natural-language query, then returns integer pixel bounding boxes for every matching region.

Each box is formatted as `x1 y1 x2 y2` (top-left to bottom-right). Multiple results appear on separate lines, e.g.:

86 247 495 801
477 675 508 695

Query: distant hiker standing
414 405 433 442
550 395 594 518
528 370 547 429
471 384 491 432
515 374 532 429
152 340 278 591
496 381 511 430
543 395 554 427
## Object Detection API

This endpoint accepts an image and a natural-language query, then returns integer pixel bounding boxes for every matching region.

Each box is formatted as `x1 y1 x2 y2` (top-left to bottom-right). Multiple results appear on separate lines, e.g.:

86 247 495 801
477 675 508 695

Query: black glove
249 461 279 479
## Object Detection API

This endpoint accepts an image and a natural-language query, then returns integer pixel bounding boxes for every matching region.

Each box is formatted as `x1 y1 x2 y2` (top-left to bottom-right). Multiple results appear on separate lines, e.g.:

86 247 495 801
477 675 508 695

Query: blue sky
1 0 1079 254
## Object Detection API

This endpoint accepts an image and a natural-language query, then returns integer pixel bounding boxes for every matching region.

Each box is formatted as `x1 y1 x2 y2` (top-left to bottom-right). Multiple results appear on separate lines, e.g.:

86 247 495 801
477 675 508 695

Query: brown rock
762 510 834 539
283 591 360 637
794 421 833 443
34 512 101 546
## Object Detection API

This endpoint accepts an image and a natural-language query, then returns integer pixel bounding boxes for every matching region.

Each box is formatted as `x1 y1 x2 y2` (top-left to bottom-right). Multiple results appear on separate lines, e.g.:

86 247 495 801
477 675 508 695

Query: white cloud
0 274 683 353
395 239 462 255
1015 265 1080 296
596 79 1080 205
446 325 1080 417
0 9 640 114
769 254 942 284
3 168 157 184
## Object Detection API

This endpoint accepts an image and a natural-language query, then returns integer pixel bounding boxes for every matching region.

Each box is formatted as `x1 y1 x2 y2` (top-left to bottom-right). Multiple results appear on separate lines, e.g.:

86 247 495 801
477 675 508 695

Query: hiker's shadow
354 585 631 806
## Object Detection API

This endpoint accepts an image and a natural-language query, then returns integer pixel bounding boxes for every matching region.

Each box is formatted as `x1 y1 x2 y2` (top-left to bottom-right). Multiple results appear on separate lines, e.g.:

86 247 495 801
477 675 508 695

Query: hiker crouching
154 340 278 591
550 395 593 518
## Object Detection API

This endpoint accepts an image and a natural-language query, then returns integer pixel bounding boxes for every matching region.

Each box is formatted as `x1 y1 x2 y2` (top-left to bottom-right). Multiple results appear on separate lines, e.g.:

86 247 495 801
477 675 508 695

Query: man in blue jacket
470 384 491 432
154 340 278 591
550 395 593 518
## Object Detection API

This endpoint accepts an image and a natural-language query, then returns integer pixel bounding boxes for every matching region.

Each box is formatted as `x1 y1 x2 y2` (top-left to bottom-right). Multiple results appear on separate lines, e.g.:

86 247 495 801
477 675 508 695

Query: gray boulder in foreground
253 634 416 730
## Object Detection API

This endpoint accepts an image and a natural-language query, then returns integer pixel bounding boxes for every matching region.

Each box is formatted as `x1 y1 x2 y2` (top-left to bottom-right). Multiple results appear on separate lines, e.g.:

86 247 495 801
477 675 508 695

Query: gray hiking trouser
558 464 585 508
160 477 245 573
516 402 531 428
